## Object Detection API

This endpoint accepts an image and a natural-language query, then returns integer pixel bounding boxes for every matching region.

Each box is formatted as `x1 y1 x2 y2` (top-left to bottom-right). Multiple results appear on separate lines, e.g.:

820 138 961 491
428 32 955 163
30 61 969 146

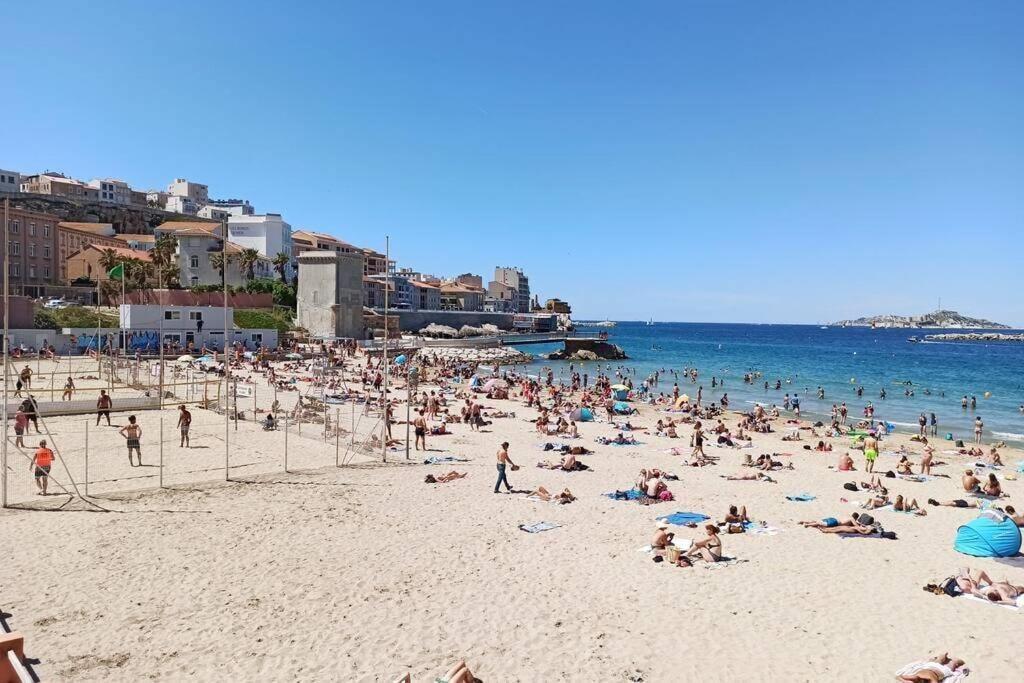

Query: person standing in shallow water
494 441 516 494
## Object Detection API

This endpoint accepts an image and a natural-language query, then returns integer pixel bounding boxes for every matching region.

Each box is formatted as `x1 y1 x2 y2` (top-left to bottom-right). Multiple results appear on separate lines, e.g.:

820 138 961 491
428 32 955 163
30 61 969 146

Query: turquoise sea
528 322 1024 446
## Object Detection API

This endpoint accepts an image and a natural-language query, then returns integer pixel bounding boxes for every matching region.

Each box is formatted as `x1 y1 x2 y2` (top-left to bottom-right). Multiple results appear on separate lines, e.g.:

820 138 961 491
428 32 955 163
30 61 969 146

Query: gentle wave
992 431 1024 440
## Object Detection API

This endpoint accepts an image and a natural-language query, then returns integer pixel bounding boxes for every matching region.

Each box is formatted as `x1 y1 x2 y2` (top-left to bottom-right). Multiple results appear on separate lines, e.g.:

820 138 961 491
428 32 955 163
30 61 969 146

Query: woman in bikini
894 495 927 515
678 524 723 565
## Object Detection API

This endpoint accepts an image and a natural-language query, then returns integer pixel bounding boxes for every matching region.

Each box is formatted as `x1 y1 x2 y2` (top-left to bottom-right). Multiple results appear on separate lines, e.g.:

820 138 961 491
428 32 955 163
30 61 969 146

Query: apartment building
0 169 21 192
292 230 359 254
227 213 292 276
167 178 209 204
3 207 58 296
362 248 394 277
20 173 99 201
88 178 132 205
410 280 442 310
492 266 531 313
440 282 485 311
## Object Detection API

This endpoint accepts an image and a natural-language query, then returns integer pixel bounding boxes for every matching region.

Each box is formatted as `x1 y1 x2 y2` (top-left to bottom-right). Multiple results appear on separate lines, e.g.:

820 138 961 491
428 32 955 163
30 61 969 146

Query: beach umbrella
679 394 690 402
482 378 508 392
176 354 195 362
285 352 303 360
610 384 629 391
394 354 407 366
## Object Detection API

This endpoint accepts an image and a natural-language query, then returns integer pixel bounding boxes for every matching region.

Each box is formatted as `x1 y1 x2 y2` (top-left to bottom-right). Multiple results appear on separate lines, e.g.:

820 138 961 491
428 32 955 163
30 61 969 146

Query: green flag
108 263 125 280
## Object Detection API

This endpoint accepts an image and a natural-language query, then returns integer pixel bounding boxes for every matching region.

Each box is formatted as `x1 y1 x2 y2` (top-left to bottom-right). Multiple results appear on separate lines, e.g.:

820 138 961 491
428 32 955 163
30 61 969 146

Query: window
43 266 50 279
312 290 318 304
43 246 50 259
10 221 18 234
189 311 203 321
43 225 50 237
9 241 19 256
164 311 181 320
190 276 199 286
252 333 263 344
29 223 36 236
9 264 19 276
29 265 36 279
163 333 181 344
28 244 34 257
189 255 199 268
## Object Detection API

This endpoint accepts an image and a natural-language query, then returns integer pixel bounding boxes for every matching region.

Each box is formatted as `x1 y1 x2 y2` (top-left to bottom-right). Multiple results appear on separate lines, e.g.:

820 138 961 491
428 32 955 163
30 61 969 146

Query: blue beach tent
954 513 1022 558
570 407 594 422
613 401 632 415
612 388 629 401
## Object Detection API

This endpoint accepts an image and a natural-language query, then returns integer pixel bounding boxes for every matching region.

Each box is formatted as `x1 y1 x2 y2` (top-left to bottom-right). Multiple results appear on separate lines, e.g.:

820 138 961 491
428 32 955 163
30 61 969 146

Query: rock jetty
546 342 628 361
416 346 532 366
923 332 1024 343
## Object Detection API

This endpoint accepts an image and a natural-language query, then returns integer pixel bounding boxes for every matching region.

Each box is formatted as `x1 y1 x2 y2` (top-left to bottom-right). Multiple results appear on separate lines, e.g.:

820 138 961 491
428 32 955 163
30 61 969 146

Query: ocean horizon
529 321 1024 445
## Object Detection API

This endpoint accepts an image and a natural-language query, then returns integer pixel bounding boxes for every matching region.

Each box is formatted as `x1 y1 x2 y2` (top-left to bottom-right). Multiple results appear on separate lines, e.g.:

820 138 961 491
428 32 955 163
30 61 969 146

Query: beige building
66 244 153 284
57 222 123 282
168 178 209 204
440 282 485 311
292 230 359 254
20 173 99 201
88 178 132 205
362 248 394 277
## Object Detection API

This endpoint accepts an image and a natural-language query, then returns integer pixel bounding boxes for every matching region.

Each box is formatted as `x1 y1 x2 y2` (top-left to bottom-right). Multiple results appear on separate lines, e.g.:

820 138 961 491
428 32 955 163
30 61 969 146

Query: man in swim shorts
413 409 427 451
31 439 54 495
863 433 879 473
177 404 192 448
119 415 143 466
96 389 113 426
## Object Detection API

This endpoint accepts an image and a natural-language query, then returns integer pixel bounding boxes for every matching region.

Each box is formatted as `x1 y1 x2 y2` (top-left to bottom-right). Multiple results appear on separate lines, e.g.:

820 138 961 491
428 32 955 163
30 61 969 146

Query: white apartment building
227 213 292 277
165 195 199 215
197 205 231 221
206 198 254 216
173 227 272 287
88 178 132 205
0 169 21 192
493 266 531 313
168 178 209 204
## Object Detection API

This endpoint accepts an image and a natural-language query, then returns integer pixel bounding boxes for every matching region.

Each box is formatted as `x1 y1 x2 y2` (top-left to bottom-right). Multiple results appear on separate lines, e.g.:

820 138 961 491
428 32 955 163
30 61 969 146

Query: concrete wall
296 251 364 338
392 309 515 332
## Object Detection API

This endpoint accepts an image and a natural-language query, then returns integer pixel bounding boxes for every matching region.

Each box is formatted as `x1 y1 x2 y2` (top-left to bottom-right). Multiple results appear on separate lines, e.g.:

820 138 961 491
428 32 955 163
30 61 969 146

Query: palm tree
151 234 179 288
209 251 234 287
272 252 290 283
126 259 152 289
97 248 121 275
239 248 261 282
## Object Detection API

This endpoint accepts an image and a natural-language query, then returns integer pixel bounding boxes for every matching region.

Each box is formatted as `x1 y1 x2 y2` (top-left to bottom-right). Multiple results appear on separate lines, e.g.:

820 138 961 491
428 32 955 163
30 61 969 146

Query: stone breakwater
924 332 1024 343
416 346 533 366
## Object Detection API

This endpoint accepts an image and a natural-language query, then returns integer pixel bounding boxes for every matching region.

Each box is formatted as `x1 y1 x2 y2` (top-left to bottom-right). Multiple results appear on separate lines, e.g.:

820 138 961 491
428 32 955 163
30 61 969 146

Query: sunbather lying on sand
721 472 776 483
528 486 576 504
894 495 927 515
424 471 466 484
895 653 968 682
926 498 980 509
954 567 1023 606
799 512 875 534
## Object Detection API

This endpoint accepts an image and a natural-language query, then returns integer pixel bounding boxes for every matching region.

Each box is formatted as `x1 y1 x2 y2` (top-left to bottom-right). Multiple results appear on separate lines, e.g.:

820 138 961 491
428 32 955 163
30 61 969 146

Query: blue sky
4 1 1022 324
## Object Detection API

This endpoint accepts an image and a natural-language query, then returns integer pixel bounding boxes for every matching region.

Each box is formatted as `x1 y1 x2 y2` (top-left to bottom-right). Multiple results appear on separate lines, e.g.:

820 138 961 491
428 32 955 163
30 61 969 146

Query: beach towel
519 522 561 534
746 524 783 536
423 456 468 465
836 532 892 540
894 661 968 682
785 493 816 502
603 488 643 501
656 511 710 526
964 593 1024 611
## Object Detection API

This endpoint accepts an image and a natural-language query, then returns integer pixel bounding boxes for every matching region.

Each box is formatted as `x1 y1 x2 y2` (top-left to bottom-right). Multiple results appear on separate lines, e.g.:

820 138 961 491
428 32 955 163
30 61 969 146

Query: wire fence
0 354 401 509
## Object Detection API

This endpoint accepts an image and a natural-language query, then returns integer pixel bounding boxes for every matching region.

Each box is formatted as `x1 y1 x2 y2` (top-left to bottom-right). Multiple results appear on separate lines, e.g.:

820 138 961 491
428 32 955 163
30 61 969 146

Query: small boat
819 326 828 330
907 336 920 343
646 318 654 326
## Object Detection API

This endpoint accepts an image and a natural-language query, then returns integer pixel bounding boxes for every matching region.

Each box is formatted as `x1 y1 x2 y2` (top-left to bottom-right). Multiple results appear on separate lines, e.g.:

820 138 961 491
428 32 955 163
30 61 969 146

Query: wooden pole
159 415 164 488
84 419 89 497
2 198 7 508
335 407 340 466
284 414 289 473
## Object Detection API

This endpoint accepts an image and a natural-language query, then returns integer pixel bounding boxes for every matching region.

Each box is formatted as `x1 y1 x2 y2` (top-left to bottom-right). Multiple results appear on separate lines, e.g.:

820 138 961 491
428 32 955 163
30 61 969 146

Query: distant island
831 309 1009 329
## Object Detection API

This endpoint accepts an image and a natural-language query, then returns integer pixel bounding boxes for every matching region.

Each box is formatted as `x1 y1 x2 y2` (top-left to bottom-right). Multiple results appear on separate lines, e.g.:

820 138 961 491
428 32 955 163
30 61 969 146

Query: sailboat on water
646 318 654 326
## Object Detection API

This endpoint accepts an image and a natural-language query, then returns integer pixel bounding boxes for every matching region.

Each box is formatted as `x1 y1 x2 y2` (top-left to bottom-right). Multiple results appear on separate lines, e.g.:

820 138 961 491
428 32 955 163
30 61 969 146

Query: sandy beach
2 352 1022 681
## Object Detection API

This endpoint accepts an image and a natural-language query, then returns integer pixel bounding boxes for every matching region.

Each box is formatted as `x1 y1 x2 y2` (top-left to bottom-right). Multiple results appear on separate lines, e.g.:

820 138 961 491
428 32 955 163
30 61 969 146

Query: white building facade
120 304 278 350
0 169 21 193
227 213 293 277
88 178 132 205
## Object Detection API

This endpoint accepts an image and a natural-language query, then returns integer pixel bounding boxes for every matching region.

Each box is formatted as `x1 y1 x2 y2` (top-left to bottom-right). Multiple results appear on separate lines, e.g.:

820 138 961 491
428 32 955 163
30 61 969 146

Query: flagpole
95 276 101 374
382 235 389 463
120 260 125 356
222 218 230 480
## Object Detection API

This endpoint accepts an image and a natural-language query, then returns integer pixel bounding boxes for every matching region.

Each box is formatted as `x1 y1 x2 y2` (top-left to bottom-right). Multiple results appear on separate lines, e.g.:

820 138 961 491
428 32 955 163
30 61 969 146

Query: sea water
527 322 1024 446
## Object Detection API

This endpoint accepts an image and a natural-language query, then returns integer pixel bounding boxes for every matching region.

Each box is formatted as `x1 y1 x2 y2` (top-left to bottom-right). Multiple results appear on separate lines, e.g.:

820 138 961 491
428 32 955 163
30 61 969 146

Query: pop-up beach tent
570 407 594 422
954 511 1022 557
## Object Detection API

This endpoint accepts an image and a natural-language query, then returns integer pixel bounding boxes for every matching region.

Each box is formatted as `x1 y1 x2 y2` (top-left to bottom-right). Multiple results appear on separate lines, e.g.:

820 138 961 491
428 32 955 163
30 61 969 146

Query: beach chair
0 632 33 683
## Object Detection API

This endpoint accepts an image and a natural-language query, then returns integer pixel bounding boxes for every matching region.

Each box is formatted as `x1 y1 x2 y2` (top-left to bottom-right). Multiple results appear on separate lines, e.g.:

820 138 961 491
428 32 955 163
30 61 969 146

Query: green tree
209 251 234 287
272 252 290 283
239 248 261 282
151 234 180 288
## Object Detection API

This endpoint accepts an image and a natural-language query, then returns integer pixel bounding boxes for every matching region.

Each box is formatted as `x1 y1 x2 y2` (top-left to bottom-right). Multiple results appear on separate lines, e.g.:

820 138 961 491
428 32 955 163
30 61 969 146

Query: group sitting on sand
652 521 723 566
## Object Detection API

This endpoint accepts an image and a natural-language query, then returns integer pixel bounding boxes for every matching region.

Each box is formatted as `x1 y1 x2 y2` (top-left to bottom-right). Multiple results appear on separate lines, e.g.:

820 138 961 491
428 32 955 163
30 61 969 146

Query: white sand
1 355 1022 681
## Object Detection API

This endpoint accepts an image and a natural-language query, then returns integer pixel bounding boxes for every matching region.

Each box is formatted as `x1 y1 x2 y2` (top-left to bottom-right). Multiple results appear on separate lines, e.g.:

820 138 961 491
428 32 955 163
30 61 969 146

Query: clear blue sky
5 1 1022 325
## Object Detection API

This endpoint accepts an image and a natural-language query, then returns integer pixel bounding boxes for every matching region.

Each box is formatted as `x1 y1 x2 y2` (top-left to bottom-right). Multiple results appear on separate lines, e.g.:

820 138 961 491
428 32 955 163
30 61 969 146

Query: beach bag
843 482 858 492
880 530 897 540
659 490 674 501
666 546 682 563
955 439 964 448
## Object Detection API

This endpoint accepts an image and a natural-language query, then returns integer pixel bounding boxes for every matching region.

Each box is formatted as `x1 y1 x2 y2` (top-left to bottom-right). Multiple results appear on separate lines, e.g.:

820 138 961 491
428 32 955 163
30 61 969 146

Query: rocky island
831 309 1009 329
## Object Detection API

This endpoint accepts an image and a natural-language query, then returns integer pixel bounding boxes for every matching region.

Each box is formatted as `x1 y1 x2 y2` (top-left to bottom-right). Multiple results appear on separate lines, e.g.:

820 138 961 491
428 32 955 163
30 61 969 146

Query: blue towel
519 521 561 533
785 493 816 502
656 511 710 526
603 488 643 500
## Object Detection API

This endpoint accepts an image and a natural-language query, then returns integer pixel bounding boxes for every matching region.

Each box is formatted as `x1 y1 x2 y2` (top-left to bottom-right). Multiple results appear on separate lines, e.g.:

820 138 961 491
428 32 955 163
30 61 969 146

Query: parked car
43 298 80 309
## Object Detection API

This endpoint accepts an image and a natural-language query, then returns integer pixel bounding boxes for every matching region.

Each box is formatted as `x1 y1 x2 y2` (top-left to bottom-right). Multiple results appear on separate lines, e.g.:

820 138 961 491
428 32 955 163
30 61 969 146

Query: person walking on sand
30 439 54 495
177 404 192 448
14 407 27 448
974 416 984 444
413 409 428 451
96 389 113 426
692 421 706 459
119 415 143 466
62 376 76 401
494 441 516 494
20 395 40 434
19 364 32 390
